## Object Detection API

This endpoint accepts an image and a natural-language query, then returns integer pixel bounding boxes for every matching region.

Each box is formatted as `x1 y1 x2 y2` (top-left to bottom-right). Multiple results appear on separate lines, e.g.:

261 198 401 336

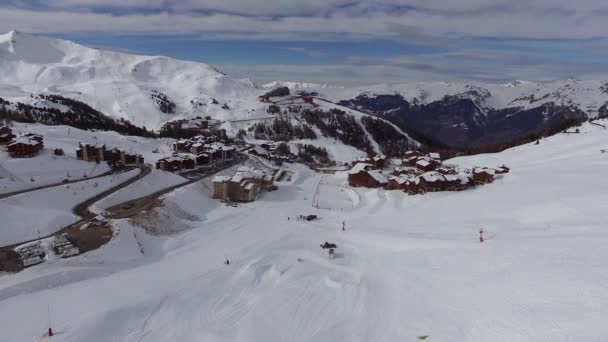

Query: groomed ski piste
1 120 608 341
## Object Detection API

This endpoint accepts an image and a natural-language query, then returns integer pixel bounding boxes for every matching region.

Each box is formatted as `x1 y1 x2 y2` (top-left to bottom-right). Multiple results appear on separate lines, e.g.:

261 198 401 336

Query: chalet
444 173 472 191
428 152 441 160
403 150 421 160
190 142 205 154
348 162 374 186
156 157 183 172
495 165 510 174
372 155 386 169
405 177 423 195
173 139 190 152
121 151 144 166
181 156 195 169
348 164 388 188
302 96 314 104
472 167 495 184
404 156 419 167
77 143 106 162
352 156 373 166
415 158 437 173
436 166 457 175
0 126 15 144
7 135 44 158
418 172 446 192
387 175 408 190
195 153 210 165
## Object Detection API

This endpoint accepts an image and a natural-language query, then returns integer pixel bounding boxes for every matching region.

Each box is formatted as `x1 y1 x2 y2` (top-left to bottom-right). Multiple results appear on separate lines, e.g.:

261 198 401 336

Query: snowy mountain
311 80 601 148
0 29 601 151
0 30 258 130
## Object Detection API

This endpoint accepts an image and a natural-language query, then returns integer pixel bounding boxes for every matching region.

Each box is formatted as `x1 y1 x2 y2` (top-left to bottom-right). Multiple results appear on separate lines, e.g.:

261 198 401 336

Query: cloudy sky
2 0 608 85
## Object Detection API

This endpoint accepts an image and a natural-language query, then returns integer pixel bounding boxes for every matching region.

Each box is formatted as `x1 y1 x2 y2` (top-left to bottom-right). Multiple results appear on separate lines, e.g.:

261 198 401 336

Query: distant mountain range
0 30 601 152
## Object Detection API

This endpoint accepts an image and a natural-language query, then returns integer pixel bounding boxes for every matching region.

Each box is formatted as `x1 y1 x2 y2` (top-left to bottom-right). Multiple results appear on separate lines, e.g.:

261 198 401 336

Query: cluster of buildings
5 131 44 158
15 242 45 268
212 166 275 202
76 143 144 166
160 116 225 138
156 135 236 172
52 234 80 258
248 142 294 164
348 150 509 195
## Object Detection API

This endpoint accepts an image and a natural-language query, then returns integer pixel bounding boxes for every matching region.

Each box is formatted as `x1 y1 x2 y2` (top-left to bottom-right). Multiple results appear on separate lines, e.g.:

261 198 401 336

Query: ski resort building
348 163 388 188
472 167 496 184
7 134 43 158
212 166 274 202
160 117 225 139
0 126 15 144
155 156 196 172
76 143 144 166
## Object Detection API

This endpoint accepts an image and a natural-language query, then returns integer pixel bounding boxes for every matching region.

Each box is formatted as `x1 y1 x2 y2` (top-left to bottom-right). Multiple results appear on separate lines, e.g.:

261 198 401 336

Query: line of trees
301 109 374 154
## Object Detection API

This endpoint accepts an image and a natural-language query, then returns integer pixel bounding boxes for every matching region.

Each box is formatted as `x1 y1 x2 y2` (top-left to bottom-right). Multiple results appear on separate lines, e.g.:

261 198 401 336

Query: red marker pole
479 229 484 243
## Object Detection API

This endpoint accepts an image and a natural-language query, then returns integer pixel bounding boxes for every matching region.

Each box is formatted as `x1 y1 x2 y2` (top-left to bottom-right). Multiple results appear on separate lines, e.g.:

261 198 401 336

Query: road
0 168 116 199
0 166 149 250
104 154 247 219
0 153 246 252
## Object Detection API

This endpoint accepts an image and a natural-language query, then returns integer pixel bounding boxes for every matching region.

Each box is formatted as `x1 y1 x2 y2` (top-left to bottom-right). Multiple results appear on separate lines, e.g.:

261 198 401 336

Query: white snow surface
1 120 608 341
91 169 187 213
0 169 139 245
0 148 110 195
0 30 259 129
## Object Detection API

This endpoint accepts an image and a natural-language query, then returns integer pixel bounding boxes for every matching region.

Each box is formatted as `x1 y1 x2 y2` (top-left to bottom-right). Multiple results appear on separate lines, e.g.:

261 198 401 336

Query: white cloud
0 2 607 40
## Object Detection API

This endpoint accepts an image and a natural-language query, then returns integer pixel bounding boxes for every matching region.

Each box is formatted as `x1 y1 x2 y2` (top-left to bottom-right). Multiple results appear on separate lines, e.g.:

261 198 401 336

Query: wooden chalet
415 158 437 172
372 155 386 169
444 173 472 191
472 167 495 184
349 168 388 188
195 153 210 165
387 176 408 190
418 171 446 192
0 126 15 144
403 150 421 159
495 165 510 174
7 135 43 158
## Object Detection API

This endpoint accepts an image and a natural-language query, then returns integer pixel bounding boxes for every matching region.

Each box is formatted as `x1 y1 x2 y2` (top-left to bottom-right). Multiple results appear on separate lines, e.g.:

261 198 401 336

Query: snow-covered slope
1 120 608 341
0 30 259 129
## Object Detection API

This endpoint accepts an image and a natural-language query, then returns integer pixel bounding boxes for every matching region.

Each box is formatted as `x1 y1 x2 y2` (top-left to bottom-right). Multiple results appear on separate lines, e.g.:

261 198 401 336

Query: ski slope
1 121 608 341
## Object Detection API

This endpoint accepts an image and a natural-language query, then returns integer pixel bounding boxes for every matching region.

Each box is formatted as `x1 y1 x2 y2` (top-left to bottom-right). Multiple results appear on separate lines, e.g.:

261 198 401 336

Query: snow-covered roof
416 159 431 167
8 136 41 146
429 152 440 159
474 167 496 175
348 162 373 175
388 175 408 184
420 171 446 182
212 175 231 183
367 170 388 184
